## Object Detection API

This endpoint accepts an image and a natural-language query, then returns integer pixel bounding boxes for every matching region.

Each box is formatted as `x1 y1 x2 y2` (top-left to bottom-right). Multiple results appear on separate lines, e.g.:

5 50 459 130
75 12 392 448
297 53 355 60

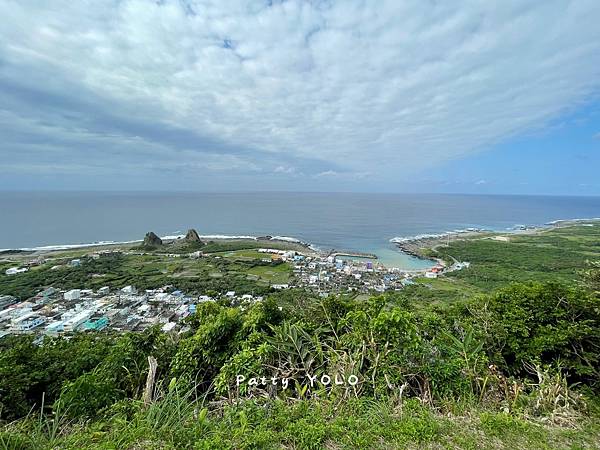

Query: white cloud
316 170 338 177
274 165 296 174
1 0 600 187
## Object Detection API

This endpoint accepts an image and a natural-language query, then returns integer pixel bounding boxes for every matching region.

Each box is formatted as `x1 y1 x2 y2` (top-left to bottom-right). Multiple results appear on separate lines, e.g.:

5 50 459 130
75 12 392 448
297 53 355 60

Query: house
16 316 46 332
83 317 109 331
63 309 95 332
98 286 110 296
69 259 82 267
64 289 81 301
121 285 137 295
45 321 64 335
425 271 438 279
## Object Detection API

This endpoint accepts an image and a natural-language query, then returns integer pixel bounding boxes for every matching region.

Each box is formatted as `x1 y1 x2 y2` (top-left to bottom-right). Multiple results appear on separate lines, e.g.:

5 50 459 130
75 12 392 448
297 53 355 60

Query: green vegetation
437 225 600 288
1 276 599 448
200 239 305 254
1 225 600 449
404 223 600 305
0 252 292 300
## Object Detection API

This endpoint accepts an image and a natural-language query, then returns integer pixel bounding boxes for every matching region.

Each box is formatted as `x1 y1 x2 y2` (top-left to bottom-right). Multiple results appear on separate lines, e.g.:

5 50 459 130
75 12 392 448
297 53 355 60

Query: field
403 223 600 305
0 248 293 300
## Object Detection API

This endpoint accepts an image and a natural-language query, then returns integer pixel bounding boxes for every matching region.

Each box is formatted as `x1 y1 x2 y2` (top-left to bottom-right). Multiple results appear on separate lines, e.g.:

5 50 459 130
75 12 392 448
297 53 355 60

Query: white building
63 309 95 332
16 316 46 332
64 289 81 301
45 321 64 335
98 286 110 296
121 285 137 295
162 322 177 332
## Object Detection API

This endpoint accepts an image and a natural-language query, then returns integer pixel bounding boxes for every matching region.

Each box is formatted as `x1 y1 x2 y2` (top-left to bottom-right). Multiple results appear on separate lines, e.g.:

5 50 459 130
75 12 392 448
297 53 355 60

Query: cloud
274 166 296 174
475 179 487 185
1 0 600 189
315 170 338 177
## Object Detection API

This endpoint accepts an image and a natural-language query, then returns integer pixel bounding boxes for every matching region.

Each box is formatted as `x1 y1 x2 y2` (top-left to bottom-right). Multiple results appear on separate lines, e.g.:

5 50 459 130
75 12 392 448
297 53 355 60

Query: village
0 243 471 339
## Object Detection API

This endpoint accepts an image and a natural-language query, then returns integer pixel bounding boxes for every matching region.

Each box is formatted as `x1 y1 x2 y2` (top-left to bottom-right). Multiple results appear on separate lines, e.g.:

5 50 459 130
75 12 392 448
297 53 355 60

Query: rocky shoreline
391 230 488 259
391 218 600 258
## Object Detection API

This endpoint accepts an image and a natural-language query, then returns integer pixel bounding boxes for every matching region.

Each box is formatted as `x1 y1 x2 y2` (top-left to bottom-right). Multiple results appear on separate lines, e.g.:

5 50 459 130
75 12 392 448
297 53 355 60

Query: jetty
328 250 378 259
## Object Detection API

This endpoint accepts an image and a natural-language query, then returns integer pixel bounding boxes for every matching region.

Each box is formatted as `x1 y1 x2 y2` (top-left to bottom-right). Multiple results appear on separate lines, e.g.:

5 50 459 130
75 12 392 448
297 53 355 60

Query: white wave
390 232 451 244
390 228 487 244
391 216 600 244
160 234 185 240
199 234 258 240
2 233 308 252
6 240 142 252
270 236 302 243
545 217 600 225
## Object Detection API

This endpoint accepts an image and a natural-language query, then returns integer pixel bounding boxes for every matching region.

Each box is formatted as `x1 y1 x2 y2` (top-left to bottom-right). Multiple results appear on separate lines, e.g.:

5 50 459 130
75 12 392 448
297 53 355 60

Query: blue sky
1 0 600 195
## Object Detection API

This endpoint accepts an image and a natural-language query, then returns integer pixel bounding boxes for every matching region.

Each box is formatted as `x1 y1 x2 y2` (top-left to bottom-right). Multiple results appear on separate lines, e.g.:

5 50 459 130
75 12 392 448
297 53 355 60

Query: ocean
2 192 600 269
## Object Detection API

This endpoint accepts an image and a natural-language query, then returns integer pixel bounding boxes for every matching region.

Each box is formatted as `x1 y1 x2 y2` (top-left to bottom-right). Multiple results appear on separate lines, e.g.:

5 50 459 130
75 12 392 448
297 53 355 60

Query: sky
1 0 600 195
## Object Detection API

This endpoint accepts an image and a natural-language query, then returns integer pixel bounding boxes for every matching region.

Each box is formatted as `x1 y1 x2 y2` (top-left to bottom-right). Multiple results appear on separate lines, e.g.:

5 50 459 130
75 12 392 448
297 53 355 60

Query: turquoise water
370 247 434 269
2 192 599 269
337 249 434 270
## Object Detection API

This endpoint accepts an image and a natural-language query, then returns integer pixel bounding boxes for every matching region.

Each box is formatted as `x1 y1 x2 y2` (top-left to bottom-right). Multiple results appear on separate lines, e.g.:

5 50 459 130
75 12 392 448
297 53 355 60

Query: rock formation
143 231 163 247
184 229 202 243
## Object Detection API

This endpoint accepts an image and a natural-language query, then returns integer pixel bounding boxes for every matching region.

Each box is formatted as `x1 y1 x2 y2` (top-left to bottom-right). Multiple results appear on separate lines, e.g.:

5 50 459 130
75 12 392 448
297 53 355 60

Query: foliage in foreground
2 394 600 450
1 273 600 448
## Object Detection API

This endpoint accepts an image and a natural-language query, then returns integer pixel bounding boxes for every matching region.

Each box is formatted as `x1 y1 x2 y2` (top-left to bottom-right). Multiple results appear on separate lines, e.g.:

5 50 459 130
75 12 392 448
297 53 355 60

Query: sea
2 192 600 269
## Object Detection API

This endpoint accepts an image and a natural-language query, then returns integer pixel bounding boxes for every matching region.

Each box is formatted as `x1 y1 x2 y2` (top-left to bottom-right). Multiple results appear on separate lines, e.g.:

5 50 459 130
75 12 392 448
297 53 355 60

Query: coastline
0 233 316 254
2 216 600 270
389 217 600 259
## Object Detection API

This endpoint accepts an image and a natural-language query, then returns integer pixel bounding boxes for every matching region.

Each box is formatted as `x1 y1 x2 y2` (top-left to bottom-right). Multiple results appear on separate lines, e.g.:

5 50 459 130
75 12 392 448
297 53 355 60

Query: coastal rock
184 229 202 243
143 232 163 247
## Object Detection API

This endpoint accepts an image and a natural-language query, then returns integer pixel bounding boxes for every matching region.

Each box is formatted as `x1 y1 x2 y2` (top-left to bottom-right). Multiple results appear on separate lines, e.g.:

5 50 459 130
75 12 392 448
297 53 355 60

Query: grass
246 263 291 284
220 249 271 260
2 397 598 450
406 224 600 305
401 277 484 308
201 239 305 254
